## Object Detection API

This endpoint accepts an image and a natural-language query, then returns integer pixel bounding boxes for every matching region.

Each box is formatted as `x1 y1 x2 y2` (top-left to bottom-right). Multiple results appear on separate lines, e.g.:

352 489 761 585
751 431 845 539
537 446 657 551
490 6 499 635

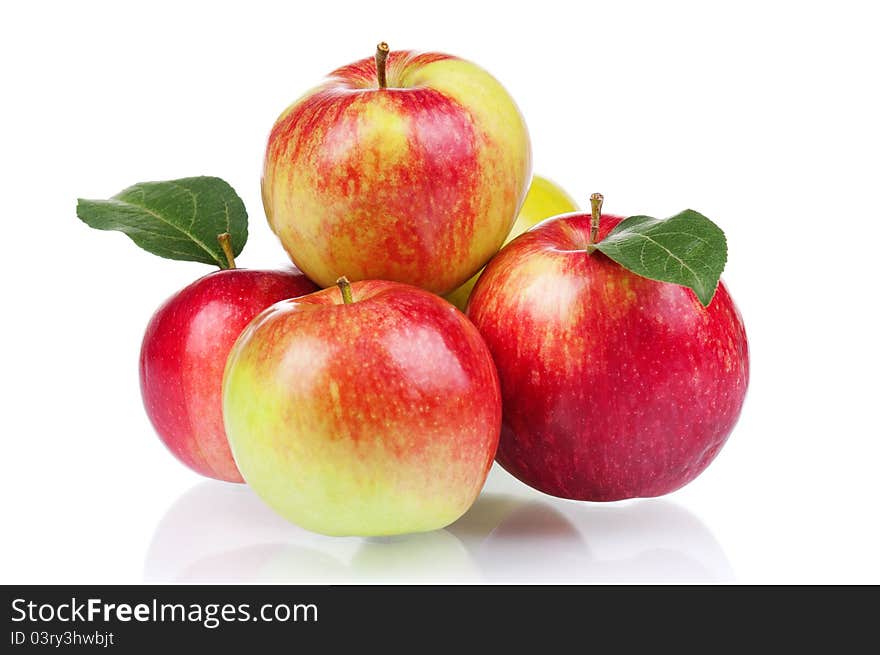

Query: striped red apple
262 44 532 295
445 175 579 311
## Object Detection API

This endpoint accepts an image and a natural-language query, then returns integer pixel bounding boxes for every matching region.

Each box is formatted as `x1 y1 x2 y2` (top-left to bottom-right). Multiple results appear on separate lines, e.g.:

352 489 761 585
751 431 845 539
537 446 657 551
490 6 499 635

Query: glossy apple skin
139 268 318 482
467 213 749 501
222 281 501 536
446 175 578 310
262 50 531 295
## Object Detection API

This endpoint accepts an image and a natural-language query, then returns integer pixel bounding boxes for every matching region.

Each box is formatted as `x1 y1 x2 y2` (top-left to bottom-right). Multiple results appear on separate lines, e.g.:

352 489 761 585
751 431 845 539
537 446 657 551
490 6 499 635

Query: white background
1 0 878 584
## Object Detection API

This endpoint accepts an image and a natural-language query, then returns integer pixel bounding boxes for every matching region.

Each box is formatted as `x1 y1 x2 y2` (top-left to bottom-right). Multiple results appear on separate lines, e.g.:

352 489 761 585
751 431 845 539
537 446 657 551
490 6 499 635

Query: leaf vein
115 196 221 266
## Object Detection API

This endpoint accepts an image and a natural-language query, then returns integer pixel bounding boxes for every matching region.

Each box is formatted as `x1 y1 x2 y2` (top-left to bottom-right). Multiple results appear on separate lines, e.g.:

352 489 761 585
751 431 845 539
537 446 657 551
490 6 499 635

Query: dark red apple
139 268 318 482
467 212 749 501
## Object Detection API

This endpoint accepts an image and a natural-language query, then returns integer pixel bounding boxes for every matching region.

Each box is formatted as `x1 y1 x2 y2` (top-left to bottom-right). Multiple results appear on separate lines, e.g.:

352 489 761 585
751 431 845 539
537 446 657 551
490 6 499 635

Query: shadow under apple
449 492 734 583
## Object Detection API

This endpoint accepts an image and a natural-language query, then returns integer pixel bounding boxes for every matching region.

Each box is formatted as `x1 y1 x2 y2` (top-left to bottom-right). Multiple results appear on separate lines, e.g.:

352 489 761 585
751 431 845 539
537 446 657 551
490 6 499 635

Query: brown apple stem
337 276 354 304
217 233 236 269
586 193 604 254
375 42 390 89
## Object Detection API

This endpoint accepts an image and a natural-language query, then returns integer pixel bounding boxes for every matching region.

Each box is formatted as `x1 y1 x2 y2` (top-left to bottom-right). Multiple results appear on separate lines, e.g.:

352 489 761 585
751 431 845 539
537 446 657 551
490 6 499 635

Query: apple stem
217 233 236 269
375 42 390 89
586 193 604 254
337 276 354 304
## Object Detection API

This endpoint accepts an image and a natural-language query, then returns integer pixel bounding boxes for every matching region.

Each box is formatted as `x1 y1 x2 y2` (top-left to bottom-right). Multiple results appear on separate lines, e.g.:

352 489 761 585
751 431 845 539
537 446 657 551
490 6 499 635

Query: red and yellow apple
261 45 532 295
467 213 749 501
222 279 502 535
140 268 318 482
446 175 578 310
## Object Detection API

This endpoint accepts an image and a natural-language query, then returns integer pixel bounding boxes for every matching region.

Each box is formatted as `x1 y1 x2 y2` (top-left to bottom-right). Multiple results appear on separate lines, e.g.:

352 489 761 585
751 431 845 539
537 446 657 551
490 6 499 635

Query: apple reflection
144 481 478 583
146 475 732 583
144 482 349 583
450 492 734 583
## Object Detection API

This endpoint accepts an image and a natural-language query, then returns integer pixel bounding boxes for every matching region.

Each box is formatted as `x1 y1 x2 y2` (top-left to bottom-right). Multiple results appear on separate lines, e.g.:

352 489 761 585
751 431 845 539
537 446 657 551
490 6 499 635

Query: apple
140 268 318 482
261 43 532 295
222 278 501 536
446 175 578 310
467 212 749 501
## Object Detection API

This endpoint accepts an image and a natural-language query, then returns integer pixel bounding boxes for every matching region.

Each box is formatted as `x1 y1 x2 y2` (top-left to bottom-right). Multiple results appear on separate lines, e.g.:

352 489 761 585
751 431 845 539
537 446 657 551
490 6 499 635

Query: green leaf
76 177 247 268
596 209 727 306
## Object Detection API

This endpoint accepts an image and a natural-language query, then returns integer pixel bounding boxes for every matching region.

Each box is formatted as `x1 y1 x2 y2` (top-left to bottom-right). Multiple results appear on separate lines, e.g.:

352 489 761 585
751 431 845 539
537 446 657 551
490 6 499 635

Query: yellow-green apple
140 267 318 482
467 210 749 501
446 175 578 310
261 44 532 295
222 279 501 536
